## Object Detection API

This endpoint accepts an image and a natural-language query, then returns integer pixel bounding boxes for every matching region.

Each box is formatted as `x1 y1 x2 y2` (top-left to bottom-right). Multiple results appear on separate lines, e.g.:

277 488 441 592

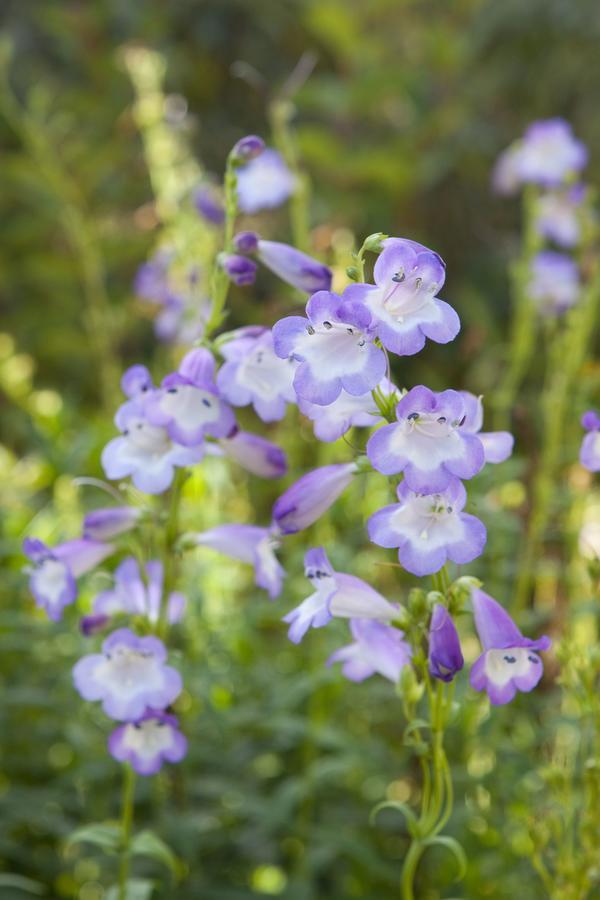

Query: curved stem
118 764 136 900
401 839 424 900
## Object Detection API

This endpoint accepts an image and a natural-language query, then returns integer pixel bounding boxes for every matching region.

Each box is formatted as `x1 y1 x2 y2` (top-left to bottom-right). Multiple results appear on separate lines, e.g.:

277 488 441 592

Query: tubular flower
328 619 412 684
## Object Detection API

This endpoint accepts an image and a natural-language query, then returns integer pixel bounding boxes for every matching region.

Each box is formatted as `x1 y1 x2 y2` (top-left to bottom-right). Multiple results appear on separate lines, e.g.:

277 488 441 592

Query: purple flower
343 238 460 356
272 291 387 406
283 547 399 643
83 507 142 541
272 462 356 535
233 230 259 254
109 710 188 776
219 253 257 286
231 134 265 164
528 251 580 316
470 590 551 705
102 398 203 495
580 410 600 472
298 379 395 443
367 386 485 493
192 525 284 599
328 619 412 683
493 119 588 193
194 185 225 225
23 537 115 622
145 348 236 447
368 480 487 577
460 391 514 464
122 365 154 398
256 240 332 294
216 327 297 422
236 149 296 214
535 186 585 248
134 251 172 303
73 628 183 721
85 557 185 629
428 604 464 682
216 430 287 479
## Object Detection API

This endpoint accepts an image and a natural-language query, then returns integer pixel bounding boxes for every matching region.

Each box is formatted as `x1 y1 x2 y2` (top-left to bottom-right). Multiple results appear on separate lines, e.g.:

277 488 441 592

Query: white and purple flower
283 547 399 643
108 710 188 776
236 148 296 214
298 379 395 443
83 506 143 541
366 386 485 493
272 462 356 535
328 618 412 684
368 480 487 577
256 240 332 294
272 291 386 406
535 186 585 248
580 410 600 472
493 119 588 193
73 628 183 721
215 430 287 480
343 238 460 356
469 590 551 705
528 251 580 316
460 391 514 465
192 524 284 599
428 604 464 683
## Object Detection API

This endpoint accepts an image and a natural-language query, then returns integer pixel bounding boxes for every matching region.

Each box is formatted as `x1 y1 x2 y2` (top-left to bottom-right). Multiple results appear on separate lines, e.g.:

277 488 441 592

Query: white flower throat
404 411 460 439
382 268 438 320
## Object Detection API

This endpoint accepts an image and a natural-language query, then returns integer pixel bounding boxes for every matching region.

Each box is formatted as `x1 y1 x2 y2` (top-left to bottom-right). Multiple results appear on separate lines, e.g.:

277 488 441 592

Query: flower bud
233 230 259 254
257 240 332 294
362 232 389 253
230 135 265 164
219 253 258 286
400 665 424 704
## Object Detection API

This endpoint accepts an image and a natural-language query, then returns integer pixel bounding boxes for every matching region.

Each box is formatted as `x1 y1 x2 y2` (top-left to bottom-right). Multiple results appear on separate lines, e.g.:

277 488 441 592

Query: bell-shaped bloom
368 480 487 576
231 134 265 163
109 709 188 776
83 506 142 541
367 386 485 493
528 251 580 316
535 186 585 248
23 537 115 622
192 525 284 599
459 391 514 464
328 618 412 683
219 253 258 286
272 462 356 535
83 558 185 632
256 240 332 294
102 398 203 495
272 291 386 406
216 327 297 422
145 348 236 447
216 430 287 479
122 365 154 398
283 547 399 643
73 628 183 721
580 410 600 472
344 238 459 356
298 379 395 443
428 604 464 682
194 185 225 226
469 590 551 705
236 148 296 214
493 119 587 193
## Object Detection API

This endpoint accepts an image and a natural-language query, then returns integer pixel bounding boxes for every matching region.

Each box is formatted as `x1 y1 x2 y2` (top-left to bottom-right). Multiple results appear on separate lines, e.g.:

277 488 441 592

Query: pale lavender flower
109 710 187 776
122 365 154 398
272 462 356 535
192 525 284 598
529 251 580 315
460 392 514 464
535 186 585 247
428 604 464 682
83 507 142 541
216 430 287 479
134 251 172 304
328 619 412 683
470 590 551 705
493 119 588 193
580 410 600 472
236 149 296 214
194 185 225 225
256 240 332 294
298 379 395 443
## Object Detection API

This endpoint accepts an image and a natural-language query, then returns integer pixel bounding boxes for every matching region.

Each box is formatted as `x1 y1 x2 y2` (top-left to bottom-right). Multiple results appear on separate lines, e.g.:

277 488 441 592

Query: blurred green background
1 1 600 898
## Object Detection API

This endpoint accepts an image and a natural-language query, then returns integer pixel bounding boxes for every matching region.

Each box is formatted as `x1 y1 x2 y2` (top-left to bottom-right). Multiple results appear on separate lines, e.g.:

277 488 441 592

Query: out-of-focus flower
236 148 296 214
344 238 459 355
231 134 265 164
368 480 487 576
272 462 356 535
328 618 412 683
428 604 464 682
298 378 395 443
215 429 287 479
134 250 172 304
194 185 225 225
73 628 182 721
528 251 580 316
219 253 258 286
493 119 588 193
535 186 585 247
109 710 188 776
580 410 600 472
83 507 142 541
122 365 154 398
256 240 332 294
366 386 484 493
273 291 386 406
470 590 551 705
459 392 514 464
232 230 259 254
192 524 284 599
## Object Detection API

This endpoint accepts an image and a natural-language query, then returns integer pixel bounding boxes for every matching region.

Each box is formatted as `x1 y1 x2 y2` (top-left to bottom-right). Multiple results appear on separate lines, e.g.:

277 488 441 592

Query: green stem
158 469 187 637
118 764 136 900
204 152 239 338
270 98 310 252
401 839 425 900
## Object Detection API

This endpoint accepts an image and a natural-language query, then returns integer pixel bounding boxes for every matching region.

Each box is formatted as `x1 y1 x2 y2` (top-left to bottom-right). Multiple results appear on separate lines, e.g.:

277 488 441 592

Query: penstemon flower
428 603 464 682
535 185 585 247
528 250 580 316
192 524 285 599
579 410 600 472
83 506 143 540
298 378 395 443
108 710 188 776
272 462 357 534
236 147 296 214
492 118 588 193
215 429 288 479
327 618 412 684
255 239 332 294
459 391 514 464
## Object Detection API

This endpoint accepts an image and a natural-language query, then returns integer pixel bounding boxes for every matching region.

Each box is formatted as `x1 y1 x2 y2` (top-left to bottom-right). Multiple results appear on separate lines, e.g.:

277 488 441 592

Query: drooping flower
102 398 203 495
219 253 258 286
343 238 460 356
215 430 287 479
298 379 395 443
272 291 386 406
236 148 296 214
470 590 551 705
73 628 183 721
192 525 284 599
23 537 115 622
283 547 399 643
428 604 464 682
145 348 236 447
83 506 142 541
535 186 585 248
368 480 487 577
492 119 588 193
216 327 297 422
328 618 412 683
528 251 580 316
459 391 514 464
580 410 600 472
272 462 356 535
366 386 485 493
256 240 332 294
108 710 188 776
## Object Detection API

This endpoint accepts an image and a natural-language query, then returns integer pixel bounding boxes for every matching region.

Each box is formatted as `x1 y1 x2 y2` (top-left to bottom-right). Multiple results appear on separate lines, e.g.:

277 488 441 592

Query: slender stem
401 839 424 900
118 764 136 900
204 153 239 338
158 469 187 637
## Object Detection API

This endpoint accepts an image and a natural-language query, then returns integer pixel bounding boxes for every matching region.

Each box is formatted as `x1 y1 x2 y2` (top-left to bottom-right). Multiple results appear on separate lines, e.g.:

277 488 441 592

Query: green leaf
66 822 122 853
423 834 468 880
0 874 46 895
105 879 155 900
369 800 419 836
131 830 182 879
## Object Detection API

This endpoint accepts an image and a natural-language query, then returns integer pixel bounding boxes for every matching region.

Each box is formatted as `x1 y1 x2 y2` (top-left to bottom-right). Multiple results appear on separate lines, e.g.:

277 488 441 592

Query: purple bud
272 463 356 535
80 613 110 637
257 240 332 294
233 231 259 255
194 186 225 225
83 507 142 541
220 254 258 286
231 135 265 164
219 430 287 479
428 604 464 683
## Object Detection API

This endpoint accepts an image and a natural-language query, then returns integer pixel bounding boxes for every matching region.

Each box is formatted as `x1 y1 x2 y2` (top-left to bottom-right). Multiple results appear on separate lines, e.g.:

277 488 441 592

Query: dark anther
528 656 539 664
358 339 366 347
458 415 466 427
307 325 315 335
392 270 405 283
123 429 129 436
503 655 517 664
415 277 423 290
136 423 143 429
407 412 419 421
141 385 148 392
323 321 332 329
202 398 211 407
134 722 142 730
167 387 178 394
447 506 453 514
346 327 354 334
437 416 446 424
